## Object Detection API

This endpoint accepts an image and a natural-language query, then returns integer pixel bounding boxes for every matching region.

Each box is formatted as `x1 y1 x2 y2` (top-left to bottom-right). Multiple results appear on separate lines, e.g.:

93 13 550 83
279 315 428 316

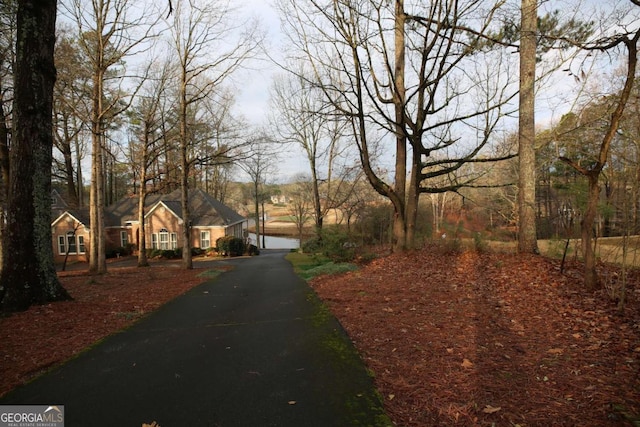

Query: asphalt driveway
1 249 390 426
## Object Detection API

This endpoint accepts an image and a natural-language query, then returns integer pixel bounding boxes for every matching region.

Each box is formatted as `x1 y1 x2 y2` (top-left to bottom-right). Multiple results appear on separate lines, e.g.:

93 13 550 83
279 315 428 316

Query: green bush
145 248 182 259
302 237 323 253
302 227 357 262
191 247 205 256
216 236 245 257
321 228 356 262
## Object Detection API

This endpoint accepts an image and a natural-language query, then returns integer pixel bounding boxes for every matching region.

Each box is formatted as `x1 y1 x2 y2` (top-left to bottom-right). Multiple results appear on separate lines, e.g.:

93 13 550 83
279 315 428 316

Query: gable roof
54 188 245 229
51 209 90 230
188 188 245 227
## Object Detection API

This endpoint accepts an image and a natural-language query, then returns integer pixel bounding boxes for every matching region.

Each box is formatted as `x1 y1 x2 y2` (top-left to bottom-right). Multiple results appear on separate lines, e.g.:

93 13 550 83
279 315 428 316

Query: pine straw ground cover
0 251 639 426
310 250 640 426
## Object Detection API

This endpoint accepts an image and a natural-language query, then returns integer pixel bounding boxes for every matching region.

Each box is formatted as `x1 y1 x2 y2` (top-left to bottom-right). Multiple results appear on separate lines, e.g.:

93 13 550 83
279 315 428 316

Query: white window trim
200 230 210 249
58 236 65 254
58 232 86 255
159 229 169 250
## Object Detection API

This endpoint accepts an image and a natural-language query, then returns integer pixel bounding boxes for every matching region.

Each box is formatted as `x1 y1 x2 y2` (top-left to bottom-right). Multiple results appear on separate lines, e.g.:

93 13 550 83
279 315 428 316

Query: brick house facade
51 188 247 263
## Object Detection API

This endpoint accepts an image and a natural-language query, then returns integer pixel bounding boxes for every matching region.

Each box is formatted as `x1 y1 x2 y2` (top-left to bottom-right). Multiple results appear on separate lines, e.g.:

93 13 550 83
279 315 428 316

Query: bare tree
53 28 91 208
238 136 277 250
193 87 242 203
288 175 314 252
128 59 173 267
270 70 355 237
62 0 162 274
169 0 262 269
561 21 640 289
278 0 519 251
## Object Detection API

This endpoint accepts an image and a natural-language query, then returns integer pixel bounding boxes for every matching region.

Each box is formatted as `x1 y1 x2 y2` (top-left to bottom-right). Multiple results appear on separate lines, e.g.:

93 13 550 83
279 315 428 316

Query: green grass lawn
286 252 358 280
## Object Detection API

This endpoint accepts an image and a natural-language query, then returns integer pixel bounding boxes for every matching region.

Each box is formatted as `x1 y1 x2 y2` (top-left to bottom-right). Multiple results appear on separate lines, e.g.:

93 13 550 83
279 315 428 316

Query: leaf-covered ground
1 252 639 426
310 250 640 426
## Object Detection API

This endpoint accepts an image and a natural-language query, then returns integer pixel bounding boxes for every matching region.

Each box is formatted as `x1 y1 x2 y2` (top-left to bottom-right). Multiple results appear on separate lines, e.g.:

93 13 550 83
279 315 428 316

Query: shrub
145 248 161 259
302 237 323 253
216 236 246 257
300 227 354 262
161 249 181 259
145 248 181 259
106 245 134 258
246 244 259 256
473 232 489 253
191 247 205 256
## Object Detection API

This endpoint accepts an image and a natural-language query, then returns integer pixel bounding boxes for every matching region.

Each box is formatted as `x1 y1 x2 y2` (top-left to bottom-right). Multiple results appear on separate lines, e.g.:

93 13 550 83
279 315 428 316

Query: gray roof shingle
58 188 245 228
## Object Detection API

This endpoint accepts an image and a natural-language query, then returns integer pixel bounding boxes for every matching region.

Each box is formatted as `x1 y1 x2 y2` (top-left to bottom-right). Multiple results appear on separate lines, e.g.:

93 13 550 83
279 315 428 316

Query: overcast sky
235 0 311 182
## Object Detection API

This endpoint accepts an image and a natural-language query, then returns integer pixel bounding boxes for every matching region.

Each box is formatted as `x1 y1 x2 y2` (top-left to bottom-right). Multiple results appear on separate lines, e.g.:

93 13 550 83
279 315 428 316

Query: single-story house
51 188 247 263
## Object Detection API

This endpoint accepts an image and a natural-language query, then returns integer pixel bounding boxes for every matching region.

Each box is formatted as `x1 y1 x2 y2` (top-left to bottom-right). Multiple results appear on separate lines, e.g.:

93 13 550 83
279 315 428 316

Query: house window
120 231 128 247
200 231 210 248
151 234 158 249
78 235 85 253
170 233 177 250
67 233 77 253
58 236 65 254
58 232 85 255
159 228 169 250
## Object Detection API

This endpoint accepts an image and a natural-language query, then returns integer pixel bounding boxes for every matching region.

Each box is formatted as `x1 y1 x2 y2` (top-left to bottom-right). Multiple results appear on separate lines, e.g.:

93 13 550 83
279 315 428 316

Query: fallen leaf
461 358 474 368
547 348 563 354
483 405 501 414
388 394 395 400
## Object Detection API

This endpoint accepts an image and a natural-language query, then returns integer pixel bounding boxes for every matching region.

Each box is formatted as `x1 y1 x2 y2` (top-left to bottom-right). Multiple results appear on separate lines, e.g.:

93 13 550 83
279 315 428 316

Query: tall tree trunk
405 148 420 247
75 132 84 207
253 180 261 249
518 0 539 254
560 29 638 289
310 162 323 237
179 83 192 269
0 87 9 269
137 188 149 267
61 127 79 207
89 68 107 274
582 174 599 289
392 0 407 252
137 136 149 267
1 0 71 311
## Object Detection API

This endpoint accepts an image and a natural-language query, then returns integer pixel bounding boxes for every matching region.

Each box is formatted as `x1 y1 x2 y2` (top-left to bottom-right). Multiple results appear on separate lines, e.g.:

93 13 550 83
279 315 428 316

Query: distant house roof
51 209 90 231
53 188 245 229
